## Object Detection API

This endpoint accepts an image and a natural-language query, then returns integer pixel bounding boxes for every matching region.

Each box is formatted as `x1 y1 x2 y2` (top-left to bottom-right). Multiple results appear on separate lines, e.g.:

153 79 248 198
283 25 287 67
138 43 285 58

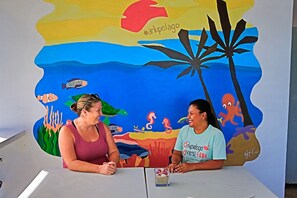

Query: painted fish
108 124 123 135
62 78 87 89
36 93 58 103
177 116 188 123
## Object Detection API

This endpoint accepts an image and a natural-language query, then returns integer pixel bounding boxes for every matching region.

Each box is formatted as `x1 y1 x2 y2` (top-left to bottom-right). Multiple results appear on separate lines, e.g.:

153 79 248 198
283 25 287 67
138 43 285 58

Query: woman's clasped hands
99 161 117 175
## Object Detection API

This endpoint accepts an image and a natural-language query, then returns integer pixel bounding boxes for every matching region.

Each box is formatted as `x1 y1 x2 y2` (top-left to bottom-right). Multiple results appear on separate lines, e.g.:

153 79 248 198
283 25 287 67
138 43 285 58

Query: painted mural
34 0 262 167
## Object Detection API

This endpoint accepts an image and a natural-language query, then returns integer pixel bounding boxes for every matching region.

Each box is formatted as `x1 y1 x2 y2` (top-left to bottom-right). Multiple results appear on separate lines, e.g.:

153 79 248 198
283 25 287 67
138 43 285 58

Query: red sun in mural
121 0 168 32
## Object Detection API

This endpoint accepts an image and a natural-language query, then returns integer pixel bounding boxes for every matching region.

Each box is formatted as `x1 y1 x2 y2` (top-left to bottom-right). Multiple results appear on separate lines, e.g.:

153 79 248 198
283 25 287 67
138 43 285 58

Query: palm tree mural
143 28 224 129
207 0 258 127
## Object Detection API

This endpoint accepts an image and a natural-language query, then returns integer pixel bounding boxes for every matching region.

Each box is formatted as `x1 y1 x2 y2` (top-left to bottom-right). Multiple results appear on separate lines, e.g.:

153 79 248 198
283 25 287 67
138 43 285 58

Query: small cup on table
154 168 170 187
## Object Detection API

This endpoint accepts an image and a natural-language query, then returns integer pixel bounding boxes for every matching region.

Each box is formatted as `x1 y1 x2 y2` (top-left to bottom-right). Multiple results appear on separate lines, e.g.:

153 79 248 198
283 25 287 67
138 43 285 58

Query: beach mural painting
34 0 262 167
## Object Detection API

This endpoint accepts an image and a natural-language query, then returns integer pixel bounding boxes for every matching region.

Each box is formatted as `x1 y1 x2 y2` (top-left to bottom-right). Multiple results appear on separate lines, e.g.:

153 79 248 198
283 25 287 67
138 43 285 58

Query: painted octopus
218 93 243 126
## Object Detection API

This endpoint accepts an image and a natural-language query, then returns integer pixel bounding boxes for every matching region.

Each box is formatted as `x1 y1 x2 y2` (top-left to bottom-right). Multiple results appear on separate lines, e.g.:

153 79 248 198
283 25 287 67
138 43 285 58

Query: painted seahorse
162 117 172 134
146 112 156 130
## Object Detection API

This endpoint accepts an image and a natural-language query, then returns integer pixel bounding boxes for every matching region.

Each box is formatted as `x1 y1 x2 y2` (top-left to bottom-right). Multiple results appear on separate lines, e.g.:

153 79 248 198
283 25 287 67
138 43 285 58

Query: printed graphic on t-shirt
182 141 210 162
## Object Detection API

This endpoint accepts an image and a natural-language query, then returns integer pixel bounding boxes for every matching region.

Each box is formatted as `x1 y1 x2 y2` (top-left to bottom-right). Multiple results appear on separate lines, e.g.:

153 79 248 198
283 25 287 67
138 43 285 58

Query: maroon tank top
62 121 109 168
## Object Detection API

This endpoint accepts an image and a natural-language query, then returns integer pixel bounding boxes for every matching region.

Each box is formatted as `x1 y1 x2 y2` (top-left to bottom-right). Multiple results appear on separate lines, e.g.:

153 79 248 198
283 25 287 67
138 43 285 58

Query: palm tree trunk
228 57 254 126
198 70 221 130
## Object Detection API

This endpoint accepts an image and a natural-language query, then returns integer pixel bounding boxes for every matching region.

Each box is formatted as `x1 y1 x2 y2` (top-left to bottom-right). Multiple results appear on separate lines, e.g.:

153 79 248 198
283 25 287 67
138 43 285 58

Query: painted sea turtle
65 94 128 125
101 100 128 125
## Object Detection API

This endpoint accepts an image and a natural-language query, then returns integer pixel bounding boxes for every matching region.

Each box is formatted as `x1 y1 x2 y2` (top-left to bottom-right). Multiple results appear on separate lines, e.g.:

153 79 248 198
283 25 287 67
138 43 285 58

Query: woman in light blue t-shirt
168 99 226 173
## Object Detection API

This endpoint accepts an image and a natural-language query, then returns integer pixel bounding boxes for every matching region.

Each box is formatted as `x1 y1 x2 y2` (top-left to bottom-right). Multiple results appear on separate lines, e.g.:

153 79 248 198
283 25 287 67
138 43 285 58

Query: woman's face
187 104 205 128
85 101 102 124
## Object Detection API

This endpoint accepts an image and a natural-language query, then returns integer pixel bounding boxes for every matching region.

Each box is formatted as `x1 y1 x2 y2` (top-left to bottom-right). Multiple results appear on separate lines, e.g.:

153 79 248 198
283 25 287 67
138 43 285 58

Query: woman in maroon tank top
59 94 120 175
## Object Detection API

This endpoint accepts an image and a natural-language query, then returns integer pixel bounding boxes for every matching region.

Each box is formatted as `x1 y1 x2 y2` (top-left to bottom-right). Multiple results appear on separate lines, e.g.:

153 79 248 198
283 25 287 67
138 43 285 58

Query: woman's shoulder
60 121 75 135
59 125 75 142
207 125 224 136
179 125 193 134
180 125 190 130
208 125 221 131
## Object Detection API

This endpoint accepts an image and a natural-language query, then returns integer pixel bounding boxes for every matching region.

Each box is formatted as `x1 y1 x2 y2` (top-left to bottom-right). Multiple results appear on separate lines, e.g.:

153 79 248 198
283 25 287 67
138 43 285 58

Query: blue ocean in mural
34 28 261 146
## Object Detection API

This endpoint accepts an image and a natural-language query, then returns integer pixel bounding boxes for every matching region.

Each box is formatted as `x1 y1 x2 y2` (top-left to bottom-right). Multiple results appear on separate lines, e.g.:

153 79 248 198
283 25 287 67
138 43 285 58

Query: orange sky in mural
37 0 254 46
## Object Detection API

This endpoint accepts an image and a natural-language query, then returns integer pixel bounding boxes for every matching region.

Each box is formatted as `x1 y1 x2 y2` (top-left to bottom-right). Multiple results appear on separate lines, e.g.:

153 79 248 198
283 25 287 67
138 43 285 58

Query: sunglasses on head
89 94 101 100
82 93 101 110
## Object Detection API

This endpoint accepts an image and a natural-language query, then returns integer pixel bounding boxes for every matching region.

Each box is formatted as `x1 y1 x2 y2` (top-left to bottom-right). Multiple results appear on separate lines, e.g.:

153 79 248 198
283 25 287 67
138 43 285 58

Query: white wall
0 0 293 197
0 1 61 197
244 0 293 197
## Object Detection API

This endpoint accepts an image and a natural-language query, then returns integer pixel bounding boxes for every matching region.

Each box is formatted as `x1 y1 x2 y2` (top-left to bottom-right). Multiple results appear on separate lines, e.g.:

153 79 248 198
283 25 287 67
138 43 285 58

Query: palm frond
207 16 225 48
216 48 225 53
196 29 208 58
234 36 258 48
177 66 192 79
217 0 231 47
200 65 210 69
200 43 217 60
203 45 226 55
178 29 195 59
233 48 250 54
191 67 196 76
201 54 226 63
142 45 192 62
144 61 189 69
230 19 247 46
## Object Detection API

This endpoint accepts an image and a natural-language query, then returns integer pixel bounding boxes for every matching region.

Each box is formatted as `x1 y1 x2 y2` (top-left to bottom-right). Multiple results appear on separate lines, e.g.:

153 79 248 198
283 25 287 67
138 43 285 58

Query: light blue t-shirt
174 125 226 163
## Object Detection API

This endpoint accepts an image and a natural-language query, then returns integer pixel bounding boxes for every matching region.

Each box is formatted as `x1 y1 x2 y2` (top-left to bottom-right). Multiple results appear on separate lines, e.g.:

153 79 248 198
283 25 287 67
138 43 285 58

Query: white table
28 167 147 198
145 166 277 198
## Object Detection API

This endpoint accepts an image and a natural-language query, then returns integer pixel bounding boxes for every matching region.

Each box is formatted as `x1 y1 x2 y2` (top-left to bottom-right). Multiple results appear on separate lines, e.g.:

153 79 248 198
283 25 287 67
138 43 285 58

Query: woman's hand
173 163 192 173
168 163 178 173
98 162 116 175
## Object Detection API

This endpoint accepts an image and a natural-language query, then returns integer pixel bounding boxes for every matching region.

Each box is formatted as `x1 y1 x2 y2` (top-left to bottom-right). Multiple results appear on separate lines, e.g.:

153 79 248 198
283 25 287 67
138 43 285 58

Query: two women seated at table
59 94 226 175
59 94 120 175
